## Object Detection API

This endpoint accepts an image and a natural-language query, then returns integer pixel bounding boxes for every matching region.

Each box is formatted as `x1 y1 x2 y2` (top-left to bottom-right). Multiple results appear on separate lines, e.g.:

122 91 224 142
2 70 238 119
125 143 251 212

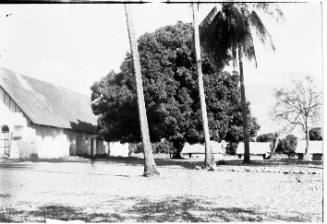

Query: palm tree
200 3 283 163
124 4 159 176
192 3 216 170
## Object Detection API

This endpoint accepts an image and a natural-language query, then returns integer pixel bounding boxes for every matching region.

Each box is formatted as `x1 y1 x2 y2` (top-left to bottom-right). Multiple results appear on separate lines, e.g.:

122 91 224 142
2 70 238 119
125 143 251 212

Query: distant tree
309 127 322 141
91 22 260 159
275 134 298 159
256 133 276 142
272 76 322 154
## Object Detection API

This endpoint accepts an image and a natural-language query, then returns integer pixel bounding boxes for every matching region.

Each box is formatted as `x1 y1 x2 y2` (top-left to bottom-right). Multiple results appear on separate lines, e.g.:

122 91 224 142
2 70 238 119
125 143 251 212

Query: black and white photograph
0 0 324 222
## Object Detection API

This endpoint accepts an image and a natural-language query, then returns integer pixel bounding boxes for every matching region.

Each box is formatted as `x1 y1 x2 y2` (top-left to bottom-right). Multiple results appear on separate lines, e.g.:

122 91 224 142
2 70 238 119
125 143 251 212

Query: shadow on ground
0 196 312 222
101 155 322 170
0 163 34 170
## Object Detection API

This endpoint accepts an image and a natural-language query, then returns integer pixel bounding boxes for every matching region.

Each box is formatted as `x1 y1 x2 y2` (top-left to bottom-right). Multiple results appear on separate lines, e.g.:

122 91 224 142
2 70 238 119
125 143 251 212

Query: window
1 125 9 133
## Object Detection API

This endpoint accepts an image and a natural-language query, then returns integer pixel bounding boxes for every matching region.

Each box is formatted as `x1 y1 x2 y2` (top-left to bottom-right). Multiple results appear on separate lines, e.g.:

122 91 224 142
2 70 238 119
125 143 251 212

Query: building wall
22 124 108 159
0 91 108 159
109 142 130 157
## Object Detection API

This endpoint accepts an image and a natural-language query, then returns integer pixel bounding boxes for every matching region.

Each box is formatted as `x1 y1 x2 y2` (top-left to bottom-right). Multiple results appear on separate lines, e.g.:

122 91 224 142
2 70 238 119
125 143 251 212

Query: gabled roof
0 67 97 132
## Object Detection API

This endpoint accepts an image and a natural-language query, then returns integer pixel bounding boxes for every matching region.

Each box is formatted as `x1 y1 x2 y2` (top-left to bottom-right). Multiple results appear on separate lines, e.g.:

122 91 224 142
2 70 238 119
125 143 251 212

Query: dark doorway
0 125 10 156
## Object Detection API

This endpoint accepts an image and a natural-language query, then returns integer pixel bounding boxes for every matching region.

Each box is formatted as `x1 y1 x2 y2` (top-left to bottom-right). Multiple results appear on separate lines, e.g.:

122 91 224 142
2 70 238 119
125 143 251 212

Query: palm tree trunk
237 46 250 163
192 3 216 169
124 4 159 177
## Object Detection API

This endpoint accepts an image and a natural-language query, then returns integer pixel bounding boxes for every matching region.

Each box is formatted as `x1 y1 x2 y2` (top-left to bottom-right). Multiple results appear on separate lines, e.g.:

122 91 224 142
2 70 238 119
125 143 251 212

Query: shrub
226 142 238 155
153 140 173 154
30 153 39 160
309 127 322 141
275 134 297 158
129 140 173 154
129 143 143 154
256 133 276 142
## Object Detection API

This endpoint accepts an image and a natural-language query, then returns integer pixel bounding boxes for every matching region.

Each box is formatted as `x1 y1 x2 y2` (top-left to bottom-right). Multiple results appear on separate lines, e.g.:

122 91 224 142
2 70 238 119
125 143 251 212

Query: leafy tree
272 76 322 154
256 133 276 142
275 134 298 159
91 22 260 158
200 3 283 163
309 127 322 141
124 5 159 177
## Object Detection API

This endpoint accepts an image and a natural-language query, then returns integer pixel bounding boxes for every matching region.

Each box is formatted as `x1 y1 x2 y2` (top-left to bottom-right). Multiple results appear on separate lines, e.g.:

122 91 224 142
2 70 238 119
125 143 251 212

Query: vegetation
256 133 276 142
200 3 283 163
91 22 260 159
225 142 238 155
130 140 173 154
272 76 322 154
309 127 322 141
275 134 298 159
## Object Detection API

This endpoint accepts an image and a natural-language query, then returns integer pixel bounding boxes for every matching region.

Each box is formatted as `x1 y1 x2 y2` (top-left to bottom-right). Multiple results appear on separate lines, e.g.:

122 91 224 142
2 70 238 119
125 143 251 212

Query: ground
0 154 323 222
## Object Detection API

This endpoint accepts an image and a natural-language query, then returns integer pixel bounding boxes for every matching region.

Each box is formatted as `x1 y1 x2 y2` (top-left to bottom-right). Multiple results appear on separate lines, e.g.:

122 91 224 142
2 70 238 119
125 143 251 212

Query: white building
181 141 227 159
236 142 272 155
0 67 108 159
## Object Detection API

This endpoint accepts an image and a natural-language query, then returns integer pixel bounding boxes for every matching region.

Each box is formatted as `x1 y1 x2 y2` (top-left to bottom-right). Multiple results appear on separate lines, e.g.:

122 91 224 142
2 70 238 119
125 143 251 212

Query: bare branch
271 77 322 135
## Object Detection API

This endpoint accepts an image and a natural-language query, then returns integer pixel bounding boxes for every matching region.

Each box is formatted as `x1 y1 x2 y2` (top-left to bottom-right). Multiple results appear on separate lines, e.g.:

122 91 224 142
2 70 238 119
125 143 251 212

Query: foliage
272 76 322 152
129 140 173 154
225 142 238 155
275 134 297 157
200 3 283 69
153 140 174 154
129 143 143 154
256 133 276 142
309 127 322 141
91 22 260 157
200 3 282 163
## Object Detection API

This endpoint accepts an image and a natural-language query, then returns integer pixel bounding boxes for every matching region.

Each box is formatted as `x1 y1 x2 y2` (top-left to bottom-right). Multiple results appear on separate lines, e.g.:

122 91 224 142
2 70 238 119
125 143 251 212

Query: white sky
0 2 323 136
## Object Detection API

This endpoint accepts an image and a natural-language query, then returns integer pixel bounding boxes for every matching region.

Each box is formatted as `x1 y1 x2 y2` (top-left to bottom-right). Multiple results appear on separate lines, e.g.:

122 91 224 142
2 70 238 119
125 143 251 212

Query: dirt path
0 159 323 222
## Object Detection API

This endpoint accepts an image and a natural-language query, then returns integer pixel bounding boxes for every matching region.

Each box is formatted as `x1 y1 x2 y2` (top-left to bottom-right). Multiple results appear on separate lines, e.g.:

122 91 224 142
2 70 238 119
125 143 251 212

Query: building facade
0 67 108 159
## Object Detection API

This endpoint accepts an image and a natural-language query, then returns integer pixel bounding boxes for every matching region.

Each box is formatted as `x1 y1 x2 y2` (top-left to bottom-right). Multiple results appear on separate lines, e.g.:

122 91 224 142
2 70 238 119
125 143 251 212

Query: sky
0 1 324 137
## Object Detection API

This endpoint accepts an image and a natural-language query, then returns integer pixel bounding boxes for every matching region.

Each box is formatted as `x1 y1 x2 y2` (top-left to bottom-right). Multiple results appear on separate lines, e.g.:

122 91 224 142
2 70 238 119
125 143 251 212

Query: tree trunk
237 47 250 164
192 4 216 169
272 133 280 153
305 126 309 154
124 4 159 177
171 140 185 159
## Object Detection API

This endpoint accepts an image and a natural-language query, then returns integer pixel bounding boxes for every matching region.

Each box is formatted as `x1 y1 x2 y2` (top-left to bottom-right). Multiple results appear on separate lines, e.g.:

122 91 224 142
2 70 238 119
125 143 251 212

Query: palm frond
249 10 275 51
242 33 257 67
200 2 282 68
253 3 285 22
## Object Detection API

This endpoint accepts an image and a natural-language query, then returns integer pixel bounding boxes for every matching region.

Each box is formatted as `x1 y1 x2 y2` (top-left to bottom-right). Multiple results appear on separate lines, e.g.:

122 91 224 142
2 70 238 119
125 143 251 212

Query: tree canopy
272 77 322 152
91 22 260 156
256 133 276 142
275 134 298 158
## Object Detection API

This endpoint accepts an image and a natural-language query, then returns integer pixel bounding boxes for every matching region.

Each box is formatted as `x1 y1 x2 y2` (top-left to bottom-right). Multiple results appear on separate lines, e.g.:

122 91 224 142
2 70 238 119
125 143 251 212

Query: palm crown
200 3 284 68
